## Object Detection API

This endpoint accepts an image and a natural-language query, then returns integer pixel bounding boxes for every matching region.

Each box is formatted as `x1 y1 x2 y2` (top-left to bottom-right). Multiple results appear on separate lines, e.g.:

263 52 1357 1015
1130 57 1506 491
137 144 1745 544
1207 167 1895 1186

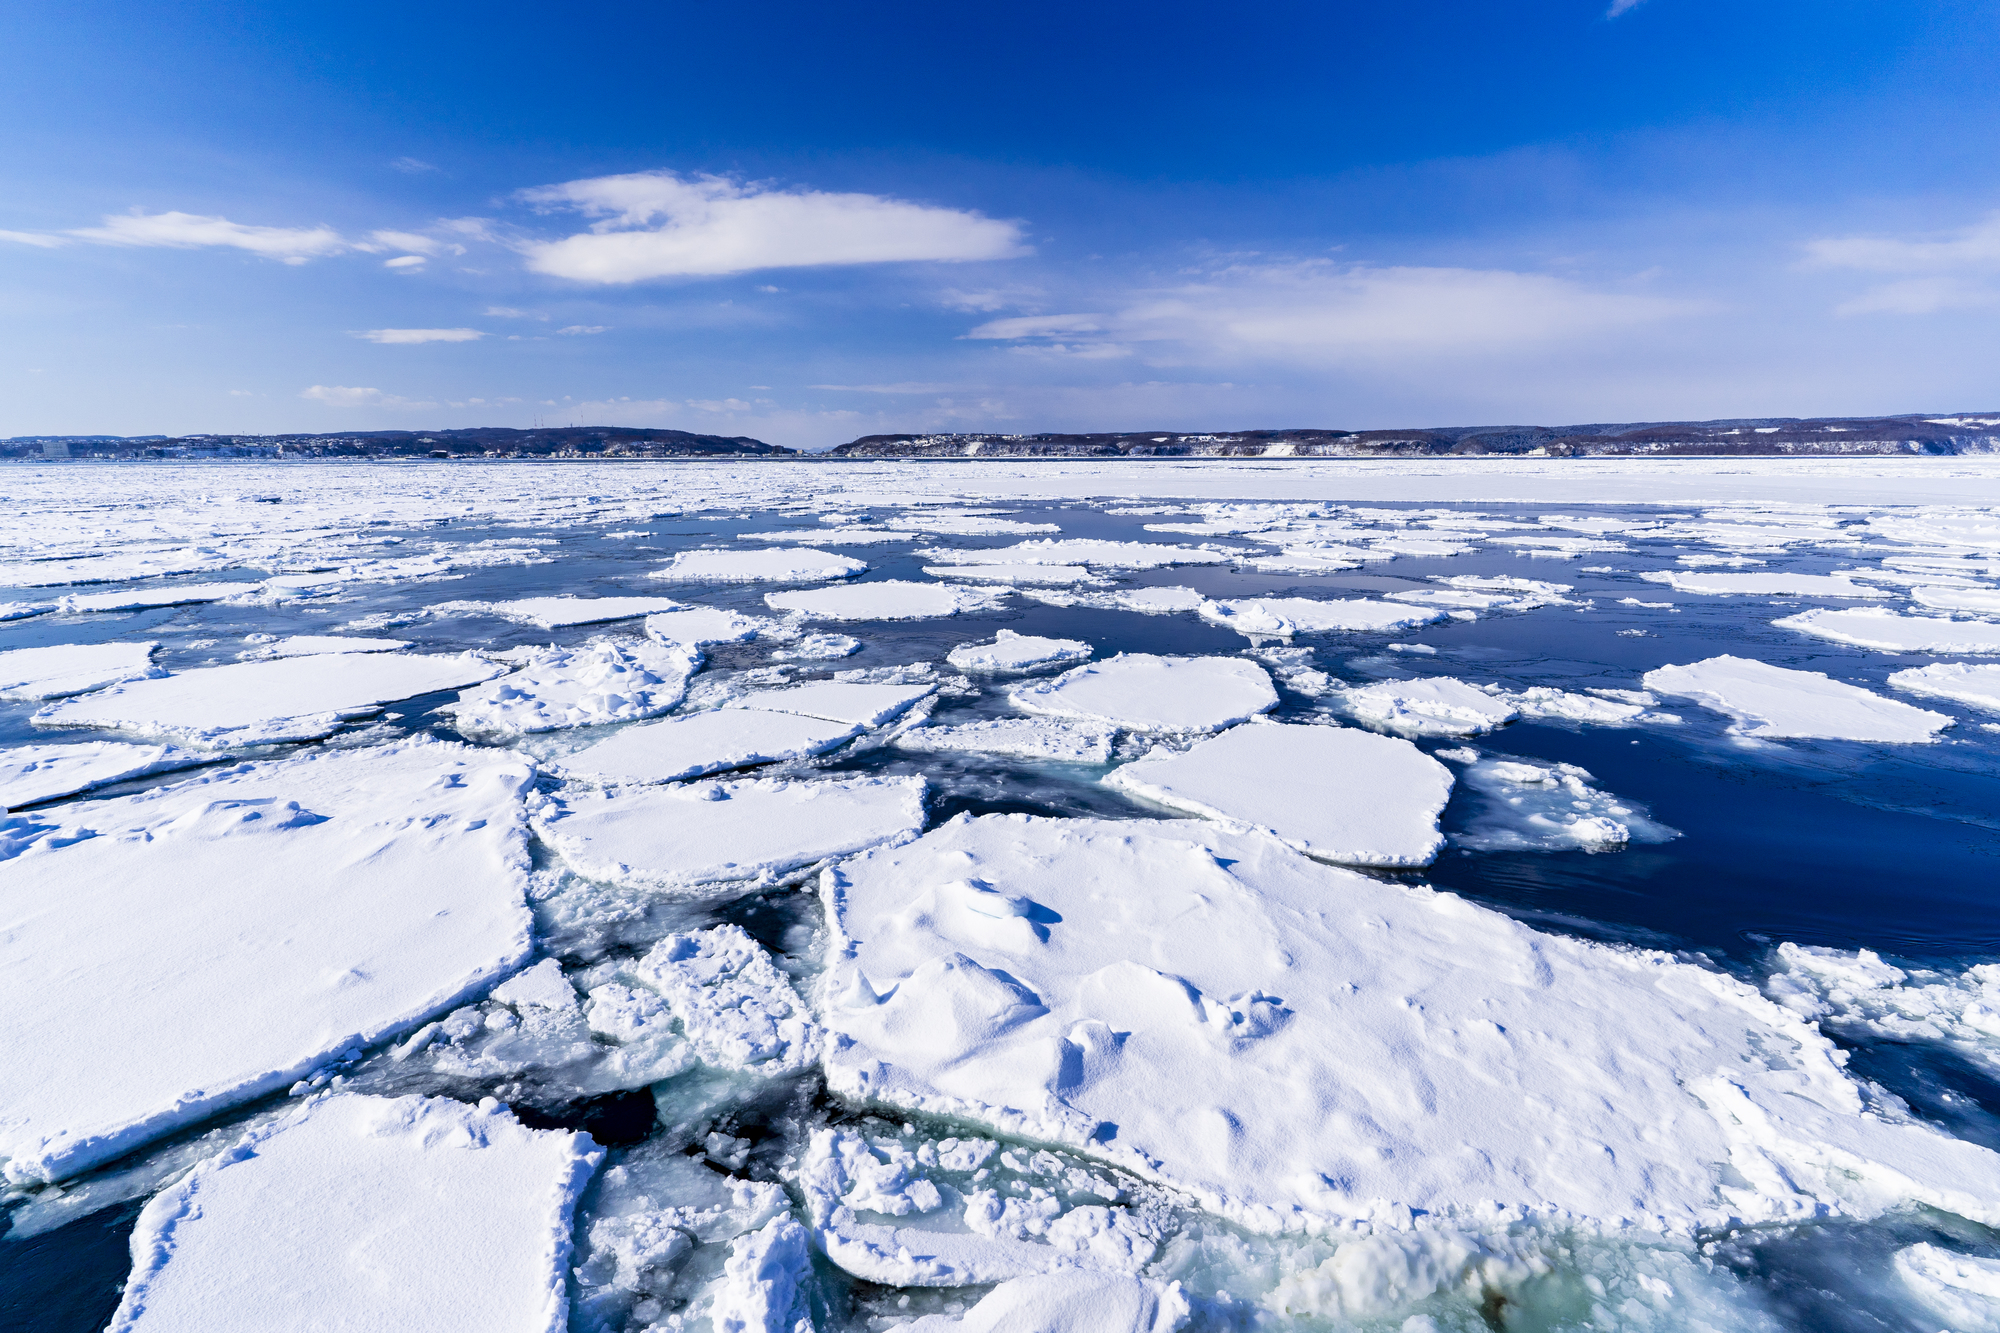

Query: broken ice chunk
0 740 204 811
1891 1244 2000 1333
555 709 865 785
899 1273 1191 1332
444 639 698 737
1442 750 1678 851
1644 655 1951 742
237 635 407 660
925 564 1100 585
766 579 1009 620
921 539 1227 570
593 924 821 1076
1774 607 2000 654
55 581 253 613
1888 661 2000 713
947 630 1093 673
430 595 685 627
1009 654 1276 734
1334 676 1519 738
724 679 935 726
1198 597 1446 638
0 641 163 700
650 547 866 582
895 718 1117 764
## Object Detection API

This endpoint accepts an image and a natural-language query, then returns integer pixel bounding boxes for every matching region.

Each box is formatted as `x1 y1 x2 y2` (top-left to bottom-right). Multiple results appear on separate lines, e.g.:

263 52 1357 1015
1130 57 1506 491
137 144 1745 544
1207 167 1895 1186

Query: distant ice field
5 458 2000 1333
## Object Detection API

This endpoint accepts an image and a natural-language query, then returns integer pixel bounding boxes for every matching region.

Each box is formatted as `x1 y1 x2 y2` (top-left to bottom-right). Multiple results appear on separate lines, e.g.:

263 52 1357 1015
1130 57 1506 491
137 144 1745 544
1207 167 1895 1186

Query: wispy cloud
1806 211 2000 315
0 229 69 248
69 210 348 264
389 157 437 174
355 328 485 344
556 324 608 335
1606 0 1646 16
809 382 972 394
516 170 1027 283
300 384 436 408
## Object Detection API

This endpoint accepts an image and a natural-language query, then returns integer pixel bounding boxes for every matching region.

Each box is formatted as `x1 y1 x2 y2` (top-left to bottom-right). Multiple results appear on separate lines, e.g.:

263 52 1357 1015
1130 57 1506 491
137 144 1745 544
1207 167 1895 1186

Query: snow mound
588 924 820 1077
0 739 536 1183
431 595 681 627
33 651 507 748
770 632 862 660
535 775 927 892
1104 722 1452 867
1892 1243 2000 1332
56 582 252 613
1010 654 1277 733
925 564 1099 585
766 579 1009 621
725 679 935 726
896 718 1117 764
819 815 2000 1234
1888 661 2000 713
445 640 698 737
1640 571 1889 598
1198 597 1446 638
107 1093 599 1333
0 740 203 811
902 1273 1190 1332
643 607 775 647
924 539 1227 570
1445 751 1678 851
651 547 865 582
948 630 1093 673
0 641 162 700
1644 655 1951 742
239 635 406 659
1775 607 2000 654
1336 676 1520 738
555 709 864 785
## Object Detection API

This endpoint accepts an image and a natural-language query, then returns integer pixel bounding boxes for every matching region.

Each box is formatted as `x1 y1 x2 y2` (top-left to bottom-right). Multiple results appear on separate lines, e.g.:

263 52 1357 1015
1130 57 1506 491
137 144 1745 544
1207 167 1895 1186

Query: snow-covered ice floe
106 1092 599 1333
1644 655 1951 742
921 539 1227 570
1775 606 2000 654
32 651 507 748
1334 676 1520 738
1911 583 2000 615
1198 597 1447 638
723 679 934 726
431 595 686 627
947 630 1093 673
818 814 2000 1234
444 640 698 737
1766 943 2000 1079
239 634 406 659
555 709 865 785
1010 654 1277 734
1440 749 1678 851
895 718 1118 765
0 640 163 700
1892 1243 2000 1333
1639 571 1890 598
649 547 865 582
642 606 775 647
0 740 204 810
54 581 255 613
1017 586 1208 616
0 739 535 1183
1104 722 1451 867
924 564 1100 585
1888 661 2000 713
899 1273 1190 1332
533 775 926 893
765 579 1009 621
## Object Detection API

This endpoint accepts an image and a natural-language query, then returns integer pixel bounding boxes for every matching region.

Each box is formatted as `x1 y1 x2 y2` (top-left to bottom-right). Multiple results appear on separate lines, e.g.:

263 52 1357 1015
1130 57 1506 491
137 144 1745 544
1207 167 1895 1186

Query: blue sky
5 0 1999 448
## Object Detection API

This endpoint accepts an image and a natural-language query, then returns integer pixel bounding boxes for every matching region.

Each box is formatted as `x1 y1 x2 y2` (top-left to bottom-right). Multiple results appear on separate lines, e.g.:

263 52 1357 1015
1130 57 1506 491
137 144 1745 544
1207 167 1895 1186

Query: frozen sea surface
7 459 2000 1333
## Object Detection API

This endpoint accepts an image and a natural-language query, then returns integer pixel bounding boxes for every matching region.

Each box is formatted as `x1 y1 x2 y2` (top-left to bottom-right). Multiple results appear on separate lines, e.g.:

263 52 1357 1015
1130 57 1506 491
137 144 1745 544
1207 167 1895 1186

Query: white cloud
69 210 348 264
354 328 485 344
556 324 608 335
485 306 535 318
1833 277 2000 317
384 255 426 269
1805 213 2000 315
300 384 435 408
1606 0 1646 15
966 313 1106 339
0 229 68 248
809 382 972 394
516 170 1026 283
390 158 437 174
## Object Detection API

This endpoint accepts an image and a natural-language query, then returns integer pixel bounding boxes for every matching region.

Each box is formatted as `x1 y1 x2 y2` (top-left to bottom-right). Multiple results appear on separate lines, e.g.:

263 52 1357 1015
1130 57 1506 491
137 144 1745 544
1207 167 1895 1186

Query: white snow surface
895 718 1118 764
0 641 163 700
1198 597 1446 637
1774 606 2000 654
588 924 821 1078
0 740 203 811
1911 584 2000 614
1103 722 1452 867
444 639 698 737
434 595 685 627
1639 571 1890 598
1010 654 1277 733
924 564 1100 585
1892 1244 2000 1333
1888 661 2000 713
1644 655 1951 741
1446 752 1679 851
55 582 254 613
534 775 926 892
725 680 934 726
643 607 775 647
947 630 1094 673
1017 586 1208 616
0 739 536 1183
240 635 407 659
555 708 864 785
107 1092 599 1333
765 579 1009 621
819 814 2000 1235
1336 677 1520 738
33 651 507 748
650 547 865 582
1767 943 2000 1080
902 1273 1191 1332
922 539 1227 570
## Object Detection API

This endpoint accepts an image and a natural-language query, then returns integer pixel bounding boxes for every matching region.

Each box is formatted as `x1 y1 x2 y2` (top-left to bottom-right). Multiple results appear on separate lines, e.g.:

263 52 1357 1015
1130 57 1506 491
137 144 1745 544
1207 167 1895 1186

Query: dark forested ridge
2 426 792 460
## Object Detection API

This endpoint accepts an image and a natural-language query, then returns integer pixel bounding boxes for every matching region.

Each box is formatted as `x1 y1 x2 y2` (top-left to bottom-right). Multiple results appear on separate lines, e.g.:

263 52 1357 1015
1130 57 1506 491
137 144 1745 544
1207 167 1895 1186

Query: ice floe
586 924 821 1078
724 679 934 726
922 539 1228 570
534 775 926 893
1104 722 1452 866
1911 584 2000 614
896 718 1118 764
1767 943 2000 1079
1017 586 1207 615
765 579 1009 621
650 547 865 582
34 651 507 747
0 740 204 810
1010 655 1277 733
1774 606 2000 654
0 739 535 1183
54 581 254 613
0 640 162 700
1888 661 2000 713
924 564 1100 585
1198 596 1447 637
239 634 407 659
1644 655 1951 741
1244 548 1365 574
106 1092 598 1333
556 709 865 785
947 630 1093 673
1640 571 1889 598
1334 676 1520 738
1892 1243 2000 1331
901 1273 1191 1332
1441 749 1678 851
445 640 698 737
769 631 862 660
819 814 2000 1233
432 595 686 627
643 606 776 647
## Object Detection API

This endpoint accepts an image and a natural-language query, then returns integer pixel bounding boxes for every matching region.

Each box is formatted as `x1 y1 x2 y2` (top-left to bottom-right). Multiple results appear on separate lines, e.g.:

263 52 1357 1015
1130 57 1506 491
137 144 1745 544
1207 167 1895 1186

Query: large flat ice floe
924 563 1099 585
1104 722 1451 866
0 740 203 811
649 547 865 582
1888 661 2000 713
1640 571 1889 598
1198 596 1446 637
904 1273 1189 1332
1010 654 1277 733
432 595 685 627
643 606 776 647
108 1093 599 1333
765 579 1009 621
33 651 506 747
0 740 536 1183
55 581 253 613
239 634 407 659
1644 655 1951 741
0 641 162 700
819 815 2000 1234
1334 676 1520 738
895 718 1118 764
444 640 697 737
534 775 926 892
723 679 935 726
947 630 1093 673
555 708 865 785
922 539 1227 570
1775 606 2000 654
